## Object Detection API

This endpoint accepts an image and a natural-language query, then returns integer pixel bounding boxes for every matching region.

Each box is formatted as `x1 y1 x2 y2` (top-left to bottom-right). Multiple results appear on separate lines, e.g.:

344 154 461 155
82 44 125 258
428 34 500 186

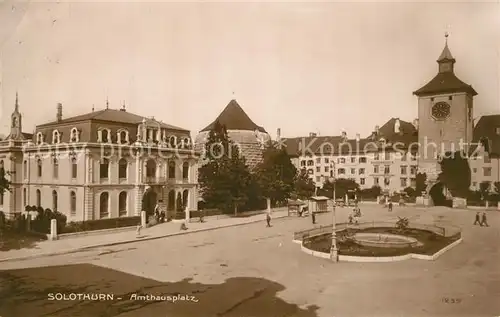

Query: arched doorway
182 189 189 210
167 190 175 211
429 182 451 207
141 187 157 219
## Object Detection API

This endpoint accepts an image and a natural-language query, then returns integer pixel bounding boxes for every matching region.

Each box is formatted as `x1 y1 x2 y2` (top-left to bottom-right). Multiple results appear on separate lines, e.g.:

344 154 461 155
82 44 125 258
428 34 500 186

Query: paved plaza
0 205 499 317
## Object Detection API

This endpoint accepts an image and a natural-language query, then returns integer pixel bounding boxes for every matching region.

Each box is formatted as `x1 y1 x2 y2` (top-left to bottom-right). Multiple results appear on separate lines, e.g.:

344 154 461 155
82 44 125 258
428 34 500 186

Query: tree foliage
294 168 315 200
479 181 491 199
198 120 252 214
255 141 297 204
0 164 11 196
415 172 427 195
324 178 359 199
438 151 471 198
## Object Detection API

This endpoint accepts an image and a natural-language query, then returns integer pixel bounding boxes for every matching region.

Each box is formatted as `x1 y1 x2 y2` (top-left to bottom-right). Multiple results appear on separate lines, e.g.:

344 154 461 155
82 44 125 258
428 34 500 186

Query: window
374 177 379 185
484 154 491 164
350 168 356 174
401 153 407 161
400 166 407 175
330 170 333 177
146 159 156 178
118 130 129 144
338 168 345 174
360 178 365 185
359 168 365 174
316 166 320 173
98 128 111 143
307 160 314 166
182 162 189 179
52 190 58 212
484 167 492 177
23 160 27 178
70 127 79 142
384 178 390 186
400 178 407 187
168 161 176 179
169 136 177 148
0 192 3 205
70 191 76 216
36 189 41 206
472 168 477 173
52 130 61 144
23 188 27 206
100 158 109 179
100 192 109 218
351 157 356 163
300 160 306 167
410 166 417 175
411 154 417 161
448 96 453 101
37 159 42 178
316 158 321 164
36 132 44 145
374 165 379 173
324 166 329 173
374 153 379 160
324 158 329 164
53 158 59 179
359 157 367 163
118 158 127 179
316 176 320 182
119 191 127 217
182 189 189 209
71 158 78 179
496 127 500 135
385 152 390 160
384 165 390 174
338 158 345 164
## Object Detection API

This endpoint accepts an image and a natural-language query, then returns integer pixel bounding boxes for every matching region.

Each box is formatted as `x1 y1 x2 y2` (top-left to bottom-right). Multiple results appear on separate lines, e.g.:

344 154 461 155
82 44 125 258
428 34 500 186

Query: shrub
61 216 141 234
0 210 5 229
31 207 67 234
396 217 409 232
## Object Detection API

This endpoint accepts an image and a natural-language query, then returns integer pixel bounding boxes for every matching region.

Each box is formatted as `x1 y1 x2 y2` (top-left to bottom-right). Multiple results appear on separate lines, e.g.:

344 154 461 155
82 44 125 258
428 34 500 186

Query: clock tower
413 34 477 196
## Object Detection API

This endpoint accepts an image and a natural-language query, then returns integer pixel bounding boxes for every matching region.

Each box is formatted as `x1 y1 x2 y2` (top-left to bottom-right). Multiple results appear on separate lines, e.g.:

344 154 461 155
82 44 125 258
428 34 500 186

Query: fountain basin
351 233 419 248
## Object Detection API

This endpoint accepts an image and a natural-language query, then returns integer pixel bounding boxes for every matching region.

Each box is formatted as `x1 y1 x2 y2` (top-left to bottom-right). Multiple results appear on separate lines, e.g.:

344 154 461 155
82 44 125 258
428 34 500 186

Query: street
1 205 499 317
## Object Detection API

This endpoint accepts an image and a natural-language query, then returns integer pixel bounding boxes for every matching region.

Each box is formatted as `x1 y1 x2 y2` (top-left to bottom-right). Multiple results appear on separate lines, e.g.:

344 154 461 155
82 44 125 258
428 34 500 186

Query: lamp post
329 176 338 262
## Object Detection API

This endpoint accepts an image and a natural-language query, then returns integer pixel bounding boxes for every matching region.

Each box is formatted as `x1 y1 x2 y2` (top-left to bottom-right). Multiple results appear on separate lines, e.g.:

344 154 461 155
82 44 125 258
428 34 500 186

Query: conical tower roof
201 99 267 133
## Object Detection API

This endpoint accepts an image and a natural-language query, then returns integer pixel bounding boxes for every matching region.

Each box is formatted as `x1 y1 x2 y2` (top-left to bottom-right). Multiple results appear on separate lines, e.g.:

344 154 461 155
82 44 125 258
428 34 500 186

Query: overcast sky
0 1 498 139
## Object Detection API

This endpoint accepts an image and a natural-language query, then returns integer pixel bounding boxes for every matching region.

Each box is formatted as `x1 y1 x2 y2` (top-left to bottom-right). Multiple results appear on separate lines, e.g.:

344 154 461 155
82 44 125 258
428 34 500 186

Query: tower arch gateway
413 34 477 205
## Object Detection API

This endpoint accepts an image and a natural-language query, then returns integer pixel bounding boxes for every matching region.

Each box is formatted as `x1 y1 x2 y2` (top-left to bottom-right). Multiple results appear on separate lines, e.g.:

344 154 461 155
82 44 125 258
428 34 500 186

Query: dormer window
70 127 79 142
169 136 177 148
52 130 61 144
182 137 191 149
98 128 111 143
117 129 129 144
36 132 44 145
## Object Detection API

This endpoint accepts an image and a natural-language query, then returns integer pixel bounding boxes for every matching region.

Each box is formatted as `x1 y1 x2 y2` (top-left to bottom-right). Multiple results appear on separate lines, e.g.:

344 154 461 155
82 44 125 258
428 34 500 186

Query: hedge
61 216 141 234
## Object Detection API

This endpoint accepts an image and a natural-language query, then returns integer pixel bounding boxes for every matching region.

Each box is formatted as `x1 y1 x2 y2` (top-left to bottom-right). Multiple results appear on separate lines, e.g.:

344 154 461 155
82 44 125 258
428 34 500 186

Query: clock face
431 102 451 120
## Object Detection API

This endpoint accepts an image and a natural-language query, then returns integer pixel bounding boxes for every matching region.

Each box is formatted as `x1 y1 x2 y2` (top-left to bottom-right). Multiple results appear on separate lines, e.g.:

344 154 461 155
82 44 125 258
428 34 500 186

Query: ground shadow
0 231 45 251
0 263 319 317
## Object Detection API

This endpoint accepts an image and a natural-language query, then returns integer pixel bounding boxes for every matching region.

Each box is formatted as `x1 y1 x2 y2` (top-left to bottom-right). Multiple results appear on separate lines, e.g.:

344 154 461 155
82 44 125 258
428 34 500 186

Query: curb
0 214 290 263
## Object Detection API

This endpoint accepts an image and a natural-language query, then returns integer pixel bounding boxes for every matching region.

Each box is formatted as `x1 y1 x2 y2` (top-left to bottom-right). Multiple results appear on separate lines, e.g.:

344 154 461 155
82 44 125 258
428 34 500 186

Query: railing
293 221 459 241
143 176 167 184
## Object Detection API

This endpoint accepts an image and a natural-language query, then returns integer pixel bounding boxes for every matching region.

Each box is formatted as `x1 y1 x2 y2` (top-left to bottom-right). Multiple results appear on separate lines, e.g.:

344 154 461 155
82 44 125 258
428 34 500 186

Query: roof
472 115 500 155
284 118 418 157
413 72 477 97
437 43 455 62
201 99 267 133
37 108 189 131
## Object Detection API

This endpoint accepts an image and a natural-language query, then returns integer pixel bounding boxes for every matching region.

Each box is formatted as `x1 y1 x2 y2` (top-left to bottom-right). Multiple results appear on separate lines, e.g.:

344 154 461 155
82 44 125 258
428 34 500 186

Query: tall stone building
195 99 271 170
413 34 477 200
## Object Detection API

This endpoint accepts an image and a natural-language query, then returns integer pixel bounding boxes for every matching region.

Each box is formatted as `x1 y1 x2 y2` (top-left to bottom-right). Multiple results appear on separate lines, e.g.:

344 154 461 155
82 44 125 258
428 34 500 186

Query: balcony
143 176 167 184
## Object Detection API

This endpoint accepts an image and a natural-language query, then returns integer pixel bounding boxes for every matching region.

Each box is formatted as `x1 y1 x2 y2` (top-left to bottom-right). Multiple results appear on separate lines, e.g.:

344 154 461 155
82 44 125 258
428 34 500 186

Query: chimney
375 125 380 135
394 118 401 134
276 128 281 148
341 131 347 140
355 133 360 142
412 118 419 130
56 103 62 121
309 132 317 137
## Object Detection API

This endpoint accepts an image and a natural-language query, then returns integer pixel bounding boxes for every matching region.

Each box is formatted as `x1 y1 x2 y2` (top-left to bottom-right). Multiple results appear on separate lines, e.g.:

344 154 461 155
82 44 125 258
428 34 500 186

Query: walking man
481 212 489 227
266 212 272 227
473 211 481 226
388 202 393 212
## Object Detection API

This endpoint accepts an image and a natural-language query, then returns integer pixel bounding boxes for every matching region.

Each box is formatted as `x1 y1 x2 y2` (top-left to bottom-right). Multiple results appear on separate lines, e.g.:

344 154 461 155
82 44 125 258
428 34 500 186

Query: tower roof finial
15 91 19 111
106 97 109 109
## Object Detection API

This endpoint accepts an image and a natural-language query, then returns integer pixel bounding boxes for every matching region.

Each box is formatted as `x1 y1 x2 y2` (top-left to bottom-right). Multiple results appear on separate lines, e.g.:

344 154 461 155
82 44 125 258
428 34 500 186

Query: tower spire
15 91 19 111
106 97 109 109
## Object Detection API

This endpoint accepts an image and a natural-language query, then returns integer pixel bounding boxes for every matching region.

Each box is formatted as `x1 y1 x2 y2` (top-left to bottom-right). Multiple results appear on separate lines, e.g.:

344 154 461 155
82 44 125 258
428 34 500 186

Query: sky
0 1 498 140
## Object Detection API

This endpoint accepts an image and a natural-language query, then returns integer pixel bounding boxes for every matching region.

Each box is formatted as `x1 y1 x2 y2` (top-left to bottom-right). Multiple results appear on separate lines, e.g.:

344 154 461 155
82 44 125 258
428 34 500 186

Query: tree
479 181 491 202
403 187 416 198
494 181 500 194
294 168 315 200
198 120 252 215
329 178 359 200
0 163 11 197
415 172 427 195
255 141 297 205
438 151 471 198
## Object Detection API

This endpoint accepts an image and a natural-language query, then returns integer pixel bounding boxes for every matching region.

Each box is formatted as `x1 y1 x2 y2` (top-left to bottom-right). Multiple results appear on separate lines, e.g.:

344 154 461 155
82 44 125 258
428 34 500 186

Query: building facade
0 99 200 221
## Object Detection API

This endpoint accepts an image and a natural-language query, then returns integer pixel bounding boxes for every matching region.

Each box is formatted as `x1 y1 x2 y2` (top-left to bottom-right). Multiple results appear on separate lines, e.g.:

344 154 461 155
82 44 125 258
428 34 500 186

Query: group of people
473 212 489 227
348 205 362 224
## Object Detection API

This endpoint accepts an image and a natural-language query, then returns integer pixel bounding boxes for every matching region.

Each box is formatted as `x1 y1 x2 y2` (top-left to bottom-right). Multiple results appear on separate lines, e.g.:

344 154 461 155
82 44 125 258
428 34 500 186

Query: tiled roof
472 115 500 155
413 72 477 97
37 108 189 131
201 99 266 133
284 118 418 157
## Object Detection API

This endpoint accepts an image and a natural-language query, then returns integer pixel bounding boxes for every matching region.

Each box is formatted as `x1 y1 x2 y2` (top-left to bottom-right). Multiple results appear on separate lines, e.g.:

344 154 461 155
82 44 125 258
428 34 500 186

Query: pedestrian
311 212 316 224
473 212 481 226
136 224 142 237
180 221 188 230
388 202 393 212
481 212 489 227
348 214 353 224
200 210 205 223
266 212 272 227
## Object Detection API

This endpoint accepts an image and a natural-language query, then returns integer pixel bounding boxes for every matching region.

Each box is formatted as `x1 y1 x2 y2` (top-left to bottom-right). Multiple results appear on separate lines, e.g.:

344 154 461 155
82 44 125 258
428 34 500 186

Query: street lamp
328 176 338 262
